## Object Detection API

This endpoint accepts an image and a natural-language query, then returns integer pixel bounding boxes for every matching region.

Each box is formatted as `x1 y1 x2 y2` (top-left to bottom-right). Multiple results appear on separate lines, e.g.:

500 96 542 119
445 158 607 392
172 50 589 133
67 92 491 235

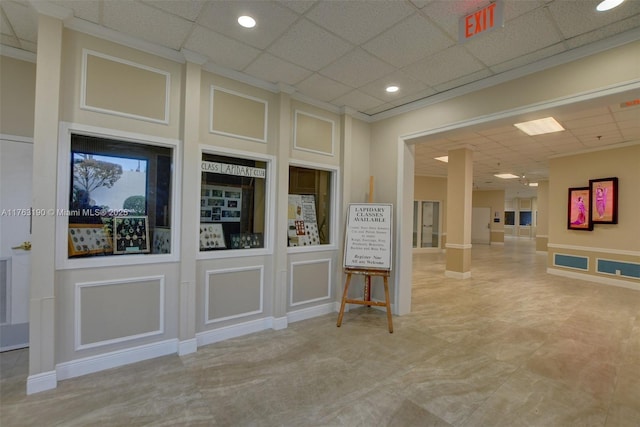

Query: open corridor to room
1 238 639 426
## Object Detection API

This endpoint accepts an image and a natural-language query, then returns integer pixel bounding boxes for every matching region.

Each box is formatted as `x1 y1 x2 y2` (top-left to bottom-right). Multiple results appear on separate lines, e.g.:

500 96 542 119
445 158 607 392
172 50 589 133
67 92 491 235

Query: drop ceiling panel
53 0 101 23
267 19 353 71
464 7 562 67
548 0 640 39
2 1 37 43
142 0 206 22
196 0 299 50
103 1 194 50
185 26 261 70
403 45 486 87
362 14 454 68
305 0 414 45
332 90 385 112
244 53 312 86
296 73 351 102
319 48 395 88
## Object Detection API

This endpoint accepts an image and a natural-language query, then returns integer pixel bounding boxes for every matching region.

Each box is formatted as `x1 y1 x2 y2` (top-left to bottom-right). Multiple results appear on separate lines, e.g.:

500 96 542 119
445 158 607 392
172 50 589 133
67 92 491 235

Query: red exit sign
459 0 504 43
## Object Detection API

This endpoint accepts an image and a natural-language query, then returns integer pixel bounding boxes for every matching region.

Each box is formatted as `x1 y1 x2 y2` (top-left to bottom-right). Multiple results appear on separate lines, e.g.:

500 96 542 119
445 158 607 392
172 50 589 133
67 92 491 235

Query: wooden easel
336 268 393 333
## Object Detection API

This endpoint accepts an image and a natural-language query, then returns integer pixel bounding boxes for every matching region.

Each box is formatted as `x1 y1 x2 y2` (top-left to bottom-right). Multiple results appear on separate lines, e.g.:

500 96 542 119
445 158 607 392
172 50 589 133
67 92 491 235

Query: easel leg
337 273 352 327
383 276 393 333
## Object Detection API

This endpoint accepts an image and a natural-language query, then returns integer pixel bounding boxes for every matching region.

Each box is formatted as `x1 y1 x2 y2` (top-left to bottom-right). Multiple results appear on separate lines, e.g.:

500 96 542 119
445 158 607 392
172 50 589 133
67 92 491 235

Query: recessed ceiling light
386 85 399 93
529 183 539 187
238 15 256 28
434 156 449 163
597 0 625 11
494 173 519 179
514 117 565 136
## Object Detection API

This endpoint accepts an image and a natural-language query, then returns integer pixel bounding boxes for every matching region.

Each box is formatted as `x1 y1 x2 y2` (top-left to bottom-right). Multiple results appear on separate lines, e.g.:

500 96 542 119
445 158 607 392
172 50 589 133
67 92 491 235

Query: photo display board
287 194 320 246
343 203 393 270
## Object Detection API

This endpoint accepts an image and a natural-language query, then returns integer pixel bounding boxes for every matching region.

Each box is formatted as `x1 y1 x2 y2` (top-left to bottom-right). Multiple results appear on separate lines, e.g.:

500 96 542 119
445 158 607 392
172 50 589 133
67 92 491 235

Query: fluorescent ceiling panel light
494 173 519 179
597 0 625 11
514 117 565 136
434 156 448 163
238 15 256 28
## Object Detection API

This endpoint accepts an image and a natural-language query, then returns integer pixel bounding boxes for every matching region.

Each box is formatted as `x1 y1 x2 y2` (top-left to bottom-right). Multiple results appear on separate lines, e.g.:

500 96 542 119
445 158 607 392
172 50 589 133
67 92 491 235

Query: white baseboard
547 268 640 291
56 339 178 381
178 338 197 356
287 302 335 324
26 370 57 395
272 316 288 330
196 317 274 348
445 270 472 279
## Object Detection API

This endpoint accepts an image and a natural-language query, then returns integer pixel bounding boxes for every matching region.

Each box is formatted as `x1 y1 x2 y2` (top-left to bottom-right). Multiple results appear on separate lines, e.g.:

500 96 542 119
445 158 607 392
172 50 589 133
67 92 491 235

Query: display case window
288 165 333 247
505 211 515 226
68 134 173 258
200 152 268 251
519 211 532 226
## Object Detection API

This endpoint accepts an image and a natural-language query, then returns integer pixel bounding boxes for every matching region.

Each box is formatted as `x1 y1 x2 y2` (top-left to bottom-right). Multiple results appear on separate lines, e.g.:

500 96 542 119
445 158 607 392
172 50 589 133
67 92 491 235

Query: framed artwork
113 216 150 254
589 177 618 224
68 224 112 257
567 187 593 231
153 227 171 254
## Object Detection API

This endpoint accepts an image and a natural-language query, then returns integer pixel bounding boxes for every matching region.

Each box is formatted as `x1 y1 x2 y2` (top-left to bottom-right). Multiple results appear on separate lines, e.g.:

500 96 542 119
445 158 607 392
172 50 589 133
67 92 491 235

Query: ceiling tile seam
541 3 570 50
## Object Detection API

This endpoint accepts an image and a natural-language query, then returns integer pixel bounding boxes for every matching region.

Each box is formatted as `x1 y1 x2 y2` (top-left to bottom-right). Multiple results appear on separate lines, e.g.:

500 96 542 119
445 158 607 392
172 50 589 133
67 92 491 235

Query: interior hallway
1 238 639 426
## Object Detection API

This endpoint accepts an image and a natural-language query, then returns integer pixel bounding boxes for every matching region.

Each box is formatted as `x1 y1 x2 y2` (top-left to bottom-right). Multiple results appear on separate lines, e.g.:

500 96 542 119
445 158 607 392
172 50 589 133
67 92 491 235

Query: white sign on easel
343 203 393 271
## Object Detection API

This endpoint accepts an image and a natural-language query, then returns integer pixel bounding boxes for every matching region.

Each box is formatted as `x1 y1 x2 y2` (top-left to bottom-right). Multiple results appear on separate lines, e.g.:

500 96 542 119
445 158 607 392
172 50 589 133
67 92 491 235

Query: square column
445 147 473 279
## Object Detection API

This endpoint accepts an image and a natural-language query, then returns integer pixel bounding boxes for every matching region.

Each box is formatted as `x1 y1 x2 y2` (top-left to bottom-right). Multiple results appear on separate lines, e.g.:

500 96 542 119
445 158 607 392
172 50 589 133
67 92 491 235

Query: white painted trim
445 243 473 250
26 370 57 395
547 243 639 257
289 258 332 307
0 257 11 326
75 275 165 351
0 134 33 144
549 140 640 159
0 46 36 63
287 160 340 250
57 339 178 381
196 317 274 347
272 316 288 330
204 265 264 324
198 145 276 258
445 270 472 279
547 268 640 292
80 49 171 125
288 302 335 323
56 122 182 269
209 86 268 143
536 234 549 239
178 338 198 356
399 80 640 142
293 110 336 156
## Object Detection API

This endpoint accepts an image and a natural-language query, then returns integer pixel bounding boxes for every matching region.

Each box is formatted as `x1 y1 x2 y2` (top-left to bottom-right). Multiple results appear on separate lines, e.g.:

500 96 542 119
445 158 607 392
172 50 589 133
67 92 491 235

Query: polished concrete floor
1 238 639 426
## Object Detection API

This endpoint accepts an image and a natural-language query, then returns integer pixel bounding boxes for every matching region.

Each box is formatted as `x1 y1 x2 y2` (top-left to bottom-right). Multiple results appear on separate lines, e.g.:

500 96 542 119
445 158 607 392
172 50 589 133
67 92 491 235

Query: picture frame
113 216 150 254
68 224 112 257
589 177 618 224
567 187 592 231
199 223 226 250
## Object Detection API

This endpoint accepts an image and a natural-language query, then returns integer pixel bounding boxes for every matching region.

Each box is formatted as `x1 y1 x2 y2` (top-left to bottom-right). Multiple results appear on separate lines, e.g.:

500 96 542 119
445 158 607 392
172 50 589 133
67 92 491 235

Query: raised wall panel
553 253 589 271
294 110 334 156
290 259 331 306
210 87 267 143
82 50 169 123
76 276 164 350
206 266 263 323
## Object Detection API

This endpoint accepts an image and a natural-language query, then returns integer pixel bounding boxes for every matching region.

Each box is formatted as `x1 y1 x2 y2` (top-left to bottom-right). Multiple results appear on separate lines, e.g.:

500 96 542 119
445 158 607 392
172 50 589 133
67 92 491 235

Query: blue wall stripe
597 259 640 279
554 254 588 270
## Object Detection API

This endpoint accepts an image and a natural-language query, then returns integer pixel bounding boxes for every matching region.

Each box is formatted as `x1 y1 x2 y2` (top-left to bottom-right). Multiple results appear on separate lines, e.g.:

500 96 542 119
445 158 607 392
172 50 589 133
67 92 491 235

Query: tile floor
1 238 639 426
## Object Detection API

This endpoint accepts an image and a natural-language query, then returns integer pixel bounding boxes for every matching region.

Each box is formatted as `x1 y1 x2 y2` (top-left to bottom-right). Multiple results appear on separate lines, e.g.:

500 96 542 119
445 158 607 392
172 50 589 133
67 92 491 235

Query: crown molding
0 45 36 63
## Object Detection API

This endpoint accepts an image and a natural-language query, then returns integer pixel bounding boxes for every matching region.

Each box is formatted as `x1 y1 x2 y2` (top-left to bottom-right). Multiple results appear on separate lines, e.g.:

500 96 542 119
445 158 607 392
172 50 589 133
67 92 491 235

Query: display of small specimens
199 223 226 250
230 233 263 249
113 216 150 254
153 227 171 254
287 194 320 246
68 224 112 256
